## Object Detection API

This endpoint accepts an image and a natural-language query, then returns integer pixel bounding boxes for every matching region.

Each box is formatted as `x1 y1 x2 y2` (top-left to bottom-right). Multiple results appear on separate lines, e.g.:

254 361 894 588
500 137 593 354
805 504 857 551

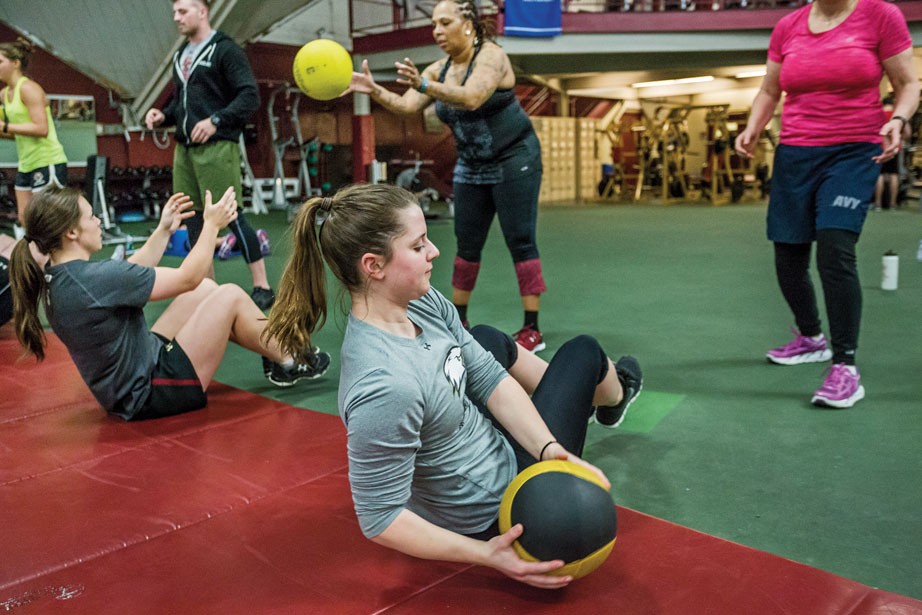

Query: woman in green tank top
0 38 68 234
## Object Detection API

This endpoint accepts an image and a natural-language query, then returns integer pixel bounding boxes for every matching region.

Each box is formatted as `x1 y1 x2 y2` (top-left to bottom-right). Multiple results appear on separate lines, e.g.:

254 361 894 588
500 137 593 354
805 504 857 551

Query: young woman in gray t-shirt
267 183 643 589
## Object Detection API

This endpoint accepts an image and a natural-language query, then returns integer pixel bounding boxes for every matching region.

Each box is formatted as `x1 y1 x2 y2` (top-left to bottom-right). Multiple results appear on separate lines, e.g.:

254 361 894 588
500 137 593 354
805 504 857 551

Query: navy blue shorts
131 335 207 421
15 163 68 192
767 142 881 243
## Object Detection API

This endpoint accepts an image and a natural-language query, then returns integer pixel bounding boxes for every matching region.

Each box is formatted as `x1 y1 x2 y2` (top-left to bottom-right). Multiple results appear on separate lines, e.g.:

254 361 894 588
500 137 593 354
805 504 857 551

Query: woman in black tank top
349 0 549 354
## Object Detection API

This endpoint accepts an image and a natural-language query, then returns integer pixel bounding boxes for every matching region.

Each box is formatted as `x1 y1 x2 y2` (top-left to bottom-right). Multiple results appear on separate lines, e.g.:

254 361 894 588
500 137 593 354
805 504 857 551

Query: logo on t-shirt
443 346 465 397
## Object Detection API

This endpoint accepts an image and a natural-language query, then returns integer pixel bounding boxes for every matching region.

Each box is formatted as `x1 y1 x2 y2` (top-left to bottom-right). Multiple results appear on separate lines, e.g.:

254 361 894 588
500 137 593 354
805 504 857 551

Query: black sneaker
262 356 273 378
251 287 276 310
262 347 321 378
266 351 331 387
593 355 643 429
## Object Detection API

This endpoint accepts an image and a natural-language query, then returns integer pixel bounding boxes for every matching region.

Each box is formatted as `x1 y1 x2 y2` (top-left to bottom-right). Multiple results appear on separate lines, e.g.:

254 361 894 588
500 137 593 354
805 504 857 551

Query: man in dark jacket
146 0 275 309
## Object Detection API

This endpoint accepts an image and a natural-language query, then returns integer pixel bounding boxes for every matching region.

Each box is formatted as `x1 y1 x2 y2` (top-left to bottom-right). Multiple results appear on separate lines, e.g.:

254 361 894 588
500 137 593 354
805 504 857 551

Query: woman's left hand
158 193 194 233
874 118 904 163
395 57 424 91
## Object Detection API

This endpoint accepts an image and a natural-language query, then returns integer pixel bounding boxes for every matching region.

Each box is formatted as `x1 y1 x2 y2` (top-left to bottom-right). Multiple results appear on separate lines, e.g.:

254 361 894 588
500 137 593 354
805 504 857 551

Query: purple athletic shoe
766 330 832 365
257 229 271 257
811 364 865 409
217 234 237 260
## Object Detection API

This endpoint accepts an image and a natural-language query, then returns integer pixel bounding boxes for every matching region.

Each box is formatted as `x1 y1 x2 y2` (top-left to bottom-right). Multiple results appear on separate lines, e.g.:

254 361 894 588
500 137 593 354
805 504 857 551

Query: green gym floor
129 199 921 600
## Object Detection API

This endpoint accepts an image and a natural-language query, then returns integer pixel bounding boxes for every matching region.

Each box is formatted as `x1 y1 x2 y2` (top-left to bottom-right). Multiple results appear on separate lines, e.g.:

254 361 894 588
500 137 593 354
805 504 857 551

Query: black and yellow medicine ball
498 459 617 579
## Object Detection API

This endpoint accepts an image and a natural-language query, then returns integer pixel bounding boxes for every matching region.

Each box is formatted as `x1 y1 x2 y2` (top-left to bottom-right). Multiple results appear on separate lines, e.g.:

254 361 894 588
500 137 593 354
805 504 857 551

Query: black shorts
0 256 12 327
880 155 899 175
131 335 207 421
15 163 68 191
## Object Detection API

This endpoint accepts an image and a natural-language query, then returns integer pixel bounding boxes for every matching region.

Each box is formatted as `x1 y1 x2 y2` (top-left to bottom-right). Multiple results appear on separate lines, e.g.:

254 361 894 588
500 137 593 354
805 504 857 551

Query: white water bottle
881 251 899 291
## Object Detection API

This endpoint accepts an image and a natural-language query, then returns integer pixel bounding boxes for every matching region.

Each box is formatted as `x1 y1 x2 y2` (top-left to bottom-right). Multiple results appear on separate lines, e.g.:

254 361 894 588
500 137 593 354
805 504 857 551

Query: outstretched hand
395 57 424 91
485 524 571 589
349 59 377 95
202 186 238 231
157 192 194 233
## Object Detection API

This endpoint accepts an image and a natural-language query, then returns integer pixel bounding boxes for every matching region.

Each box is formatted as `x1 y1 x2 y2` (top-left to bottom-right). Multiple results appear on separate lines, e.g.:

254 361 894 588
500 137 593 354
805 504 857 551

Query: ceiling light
734 69 767 79
631 76 713 89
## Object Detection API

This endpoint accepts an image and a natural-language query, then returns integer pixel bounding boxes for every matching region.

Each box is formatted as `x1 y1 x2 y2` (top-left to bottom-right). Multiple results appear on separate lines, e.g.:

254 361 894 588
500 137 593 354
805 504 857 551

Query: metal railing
350 0 816 38
561 0 806 11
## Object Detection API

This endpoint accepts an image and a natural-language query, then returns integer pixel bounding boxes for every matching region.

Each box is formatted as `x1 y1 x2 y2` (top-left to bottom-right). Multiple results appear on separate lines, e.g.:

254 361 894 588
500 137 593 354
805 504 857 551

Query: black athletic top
435 46 538 185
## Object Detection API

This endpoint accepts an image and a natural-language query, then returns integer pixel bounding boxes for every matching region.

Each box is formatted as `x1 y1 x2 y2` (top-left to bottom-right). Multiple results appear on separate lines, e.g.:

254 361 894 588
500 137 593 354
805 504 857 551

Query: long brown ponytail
263 195 329 362
265 183 417 360
9 187 82 361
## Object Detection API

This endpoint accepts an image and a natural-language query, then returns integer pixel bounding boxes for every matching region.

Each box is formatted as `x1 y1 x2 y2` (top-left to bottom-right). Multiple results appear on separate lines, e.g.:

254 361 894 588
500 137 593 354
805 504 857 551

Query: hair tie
23 235 34 244
539 440 559 461
317 197 334 237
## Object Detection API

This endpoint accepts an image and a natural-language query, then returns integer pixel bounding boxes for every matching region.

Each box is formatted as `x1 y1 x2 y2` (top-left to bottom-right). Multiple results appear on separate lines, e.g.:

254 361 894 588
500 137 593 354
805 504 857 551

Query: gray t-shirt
46 259 160 419
339 288 516 538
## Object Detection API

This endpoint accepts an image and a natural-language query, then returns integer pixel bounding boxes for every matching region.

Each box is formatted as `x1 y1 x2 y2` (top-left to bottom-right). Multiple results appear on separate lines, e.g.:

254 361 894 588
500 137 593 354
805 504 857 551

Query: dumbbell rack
91 175 142 249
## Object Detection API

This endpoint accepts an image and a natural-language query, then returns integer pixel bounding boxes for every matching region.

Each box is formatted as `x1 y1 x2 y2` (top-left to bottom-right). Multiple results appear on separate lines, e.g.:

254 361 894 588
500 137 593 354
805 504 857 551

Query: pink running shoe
811 364 865 408
257 228 271 257
766 330 832 365
217 234 237 260
513 325 546 353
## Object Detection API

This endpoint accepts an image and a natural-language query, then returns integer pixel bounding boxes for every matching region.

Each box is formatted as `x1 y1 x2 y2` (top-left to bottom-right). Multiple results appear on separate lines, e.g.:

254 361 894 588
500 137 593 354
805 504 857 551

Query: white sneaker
13 223 25 240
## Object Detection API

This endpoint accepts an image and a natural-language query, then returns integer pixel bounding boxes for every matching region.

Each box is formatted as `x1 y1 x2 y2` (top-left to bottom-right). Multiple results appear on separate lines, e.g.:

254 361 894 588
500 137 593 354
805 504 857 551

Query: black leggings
469 325 609 471
453 169 542 264
774 228 861 364
185 209 263 265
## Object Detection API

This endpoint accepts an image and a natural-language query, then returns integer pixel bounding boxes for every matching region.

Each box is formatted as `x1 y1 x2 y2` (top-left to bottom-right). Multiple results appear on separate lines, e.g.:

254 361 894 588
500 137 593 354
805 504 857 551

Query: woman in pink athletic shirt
735 0 918 409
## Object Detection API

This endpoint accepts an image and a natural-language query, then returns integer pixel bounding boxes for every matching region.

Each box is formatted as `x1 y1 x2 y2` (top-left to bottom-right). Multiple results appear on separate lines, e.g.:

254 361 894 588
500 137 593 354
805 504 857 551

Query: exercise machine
597 100 627 200
86 155 142 249
392 155 454 219
633 102 693 202
266 84 323 221
240 134 270 215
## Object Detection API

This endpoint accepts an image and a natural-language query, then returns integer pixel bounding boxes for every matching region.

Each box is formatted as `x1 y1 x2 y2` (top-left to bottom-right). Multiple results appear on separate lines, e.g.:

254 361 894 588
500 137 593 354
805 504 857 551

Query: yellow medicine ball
498 459 617 580
292 39 353 101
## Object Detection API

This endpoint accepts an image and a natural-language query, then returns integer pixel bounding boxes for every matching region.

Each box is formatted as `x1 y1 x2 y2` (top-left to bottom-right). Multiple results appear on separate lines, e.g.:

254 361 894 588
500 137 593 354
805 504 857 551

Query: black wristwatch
210 114 222 127
892 115 907 130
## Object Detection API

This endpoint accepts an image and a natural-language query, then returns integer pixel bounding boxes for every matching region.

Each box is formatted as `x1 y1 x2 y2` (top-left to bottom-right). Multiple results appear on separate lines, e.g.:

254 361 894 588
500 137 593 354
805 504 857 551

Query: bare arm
735 60 782 159
350 59 436 116
395 43 510 111
485 376 611 487
350 43 512 115
7 80 51 138
127 193 194 267
372 508 571 589
147 187 237 301
876 48 920 162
